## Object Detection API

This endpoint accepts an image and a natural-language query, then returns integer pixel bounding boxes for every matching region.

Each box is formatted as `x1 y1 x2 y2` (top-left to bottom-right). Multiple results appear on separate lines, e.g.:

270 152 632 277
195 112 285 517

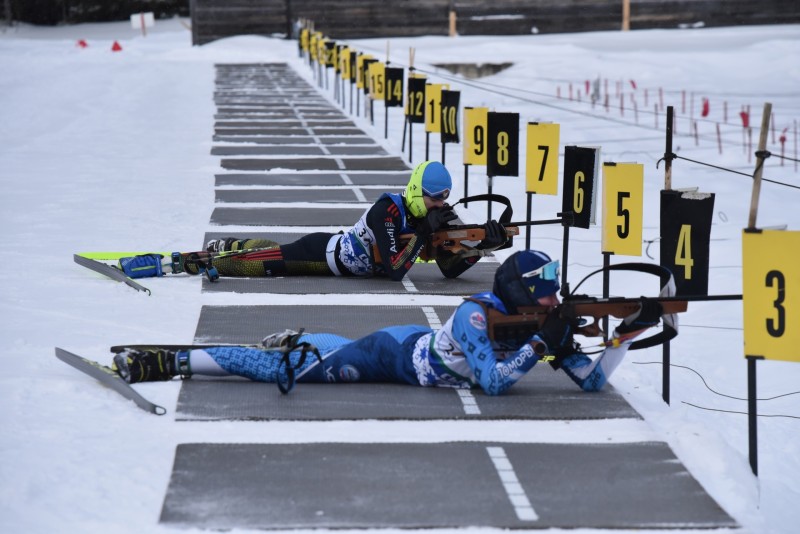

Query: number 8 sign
743 230 800 362
487 112 519 177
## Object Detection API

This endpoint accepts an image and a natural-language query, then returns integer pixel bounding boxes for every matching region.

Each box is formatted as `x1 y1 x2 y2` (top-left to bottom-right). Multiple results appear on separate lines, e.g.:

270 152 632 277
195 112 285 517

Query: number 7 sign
602 162 643 256
525 123 560 195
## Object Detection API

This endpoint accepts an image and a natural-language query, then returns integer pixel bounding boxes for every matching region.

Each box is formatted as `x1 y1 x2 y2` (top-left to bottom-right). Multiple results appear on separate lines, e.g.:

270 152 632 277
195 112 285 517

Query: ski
55 347 167 415
73 254 151 294
76 251 170 261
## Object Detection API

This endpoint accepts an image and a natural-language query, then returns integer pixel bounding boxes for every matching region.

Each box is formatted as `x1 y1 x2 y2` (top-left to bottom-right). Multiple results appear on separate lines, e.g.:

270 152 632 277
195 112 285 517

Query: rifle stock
488 298 688 340
372 224 519 263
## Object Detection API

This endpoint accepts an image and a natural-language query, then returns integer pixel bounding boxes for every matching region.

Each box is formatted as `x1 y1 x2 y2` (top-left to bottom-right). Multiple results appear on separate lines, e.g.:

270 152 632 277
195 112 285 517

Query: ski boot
113 348 181 383
179 252 219 281
206 237 241 254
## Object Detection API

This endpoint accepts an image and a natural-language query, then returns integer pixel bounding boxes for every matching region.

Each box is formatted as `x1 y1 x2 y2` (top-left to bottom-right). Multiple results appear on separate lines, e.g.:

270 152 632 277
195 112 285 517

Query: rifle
486 296 689 345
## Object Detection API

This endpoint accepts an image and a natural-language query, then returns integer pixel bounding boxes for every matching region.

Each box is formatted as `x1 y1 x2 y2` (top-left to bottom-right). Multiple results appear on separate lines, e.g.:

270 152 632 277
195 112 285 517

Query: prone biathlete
114 250 665 396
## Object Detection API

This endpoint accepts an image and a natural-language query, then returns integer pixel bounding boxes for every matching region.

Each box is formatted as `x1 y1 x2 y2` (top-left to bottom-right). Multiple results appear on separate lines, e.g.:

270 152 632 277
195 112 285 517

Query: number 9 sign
743 230 800 362
463 107 488 165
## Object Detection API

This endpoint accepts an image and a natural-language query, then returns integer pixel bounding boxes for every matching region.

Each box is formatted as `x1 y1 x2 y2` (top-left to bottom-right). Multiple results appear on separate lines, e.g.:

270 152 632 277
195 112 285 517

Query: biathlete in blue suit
114 250 664 396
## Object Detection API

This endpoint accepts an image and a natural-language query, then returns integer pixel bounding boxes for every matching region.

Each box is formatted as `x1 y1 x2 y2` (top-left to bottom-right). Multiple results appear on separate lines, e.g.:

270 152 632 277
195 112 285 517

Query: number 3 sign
743 230 799 362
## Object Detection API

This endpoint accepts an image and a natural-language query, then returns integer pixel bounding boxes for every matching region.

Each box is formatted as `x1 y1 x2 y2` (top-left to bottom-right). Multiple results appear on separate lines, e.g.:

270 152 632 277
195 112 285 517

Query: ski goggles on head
422 186 450 201
521 260 560 281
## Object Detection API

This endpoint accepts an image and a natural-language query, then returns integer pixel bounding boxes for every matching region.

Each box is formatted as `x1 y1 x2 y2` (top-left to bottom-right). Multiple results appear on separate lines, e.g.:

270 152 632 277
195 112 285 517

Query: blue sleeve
559 343 630 392
451 301 543 396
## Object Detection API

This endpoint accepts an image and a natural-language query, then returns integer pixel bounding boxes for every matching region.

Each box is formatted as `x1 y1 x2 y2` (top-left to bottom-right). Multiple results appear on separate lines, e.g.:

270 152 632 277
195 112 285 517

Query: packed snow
1 16 798 534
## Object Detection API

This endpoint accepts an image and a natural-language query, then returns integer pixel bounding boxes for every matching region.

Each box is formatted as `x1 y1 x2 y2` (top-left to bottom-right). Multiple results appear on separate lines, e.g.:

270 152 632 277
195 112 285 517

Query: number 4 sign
743 230 800 362
660 190 715 296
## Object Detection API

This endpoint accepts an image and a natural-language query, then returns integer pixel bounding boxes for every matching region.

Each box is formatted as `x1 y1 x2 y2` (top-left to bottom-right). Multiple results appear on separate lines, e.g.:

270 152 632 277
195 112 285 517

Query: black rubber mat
175 369 639 421
215 127 366 136
199 261 499 295
160 442 736 530
220 156 410 171
215 120 357 128
211 145 387 156
194 304 456 344
214 188 396 203
213 135 375 145
215 172 410 187
210 206 366 226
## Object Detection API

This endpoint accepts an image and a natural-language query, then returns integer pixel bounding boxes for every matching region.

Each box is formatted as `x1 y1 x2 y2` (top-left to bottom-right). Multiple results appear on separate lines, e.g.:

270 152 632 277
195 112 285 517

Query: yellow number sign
602 162 643 256
525 123 560 194
463 107 488 165
340 47 351 80
356 54 373 89
743 230 800 362
368 61 385 100
424 83 449 133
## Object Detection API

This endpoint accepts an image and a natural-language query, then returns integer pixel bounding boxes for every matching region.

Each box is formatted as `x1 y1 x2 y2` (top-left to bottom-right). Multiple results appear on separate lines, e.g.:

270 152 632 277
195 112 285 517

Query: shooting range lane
165 63 735 530
198 262 499 295
215 171 411 186
214 187 396 203
210 206 366 226
160 443 736 530
213 135 376 144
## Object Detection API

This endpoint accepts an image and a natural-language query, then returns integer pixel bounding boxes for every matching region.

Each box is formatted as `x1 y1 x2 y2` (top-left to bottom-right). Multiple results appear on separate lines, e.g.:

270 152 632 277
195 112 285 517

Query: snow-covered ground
1 17 798 534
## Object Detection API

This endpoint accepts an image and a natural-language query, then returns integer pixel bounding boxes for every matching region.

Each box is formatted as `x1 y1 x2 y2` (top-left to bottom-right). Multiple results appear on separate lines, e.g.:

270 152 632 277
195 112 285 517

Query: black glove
477 220 507 250
538 309 575 369
416 205 457 236
616 297 663 335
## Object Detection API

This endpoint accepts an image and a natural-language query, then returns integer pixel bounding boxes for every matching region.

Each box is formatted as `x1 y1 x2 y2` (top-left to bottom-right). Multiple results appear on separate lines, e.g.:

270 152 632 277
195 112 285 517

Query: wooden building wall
190 0 800 45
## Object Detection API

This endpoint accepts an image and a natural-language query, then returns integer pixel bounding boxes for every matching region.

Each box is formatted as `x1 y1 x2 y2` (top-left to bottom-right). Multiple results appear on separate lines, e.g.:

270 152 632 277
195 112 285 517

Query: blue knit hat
404 161 452 218
493 250 560 313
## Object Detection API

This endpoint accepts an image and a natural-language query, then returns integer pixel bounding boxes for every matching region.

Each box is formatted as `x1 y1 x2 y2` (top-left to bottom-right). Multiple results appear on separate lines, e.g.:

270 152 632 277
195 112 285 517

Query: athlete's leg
188 333 354 382
298 326 431 385
186 233 338 276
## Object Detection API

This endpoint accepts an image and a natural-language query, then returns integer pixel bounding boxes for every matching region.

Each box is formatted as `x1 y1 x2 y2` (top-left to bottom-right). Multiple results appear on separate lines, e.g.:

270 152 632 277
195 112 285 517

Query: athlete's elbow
580 373 607 392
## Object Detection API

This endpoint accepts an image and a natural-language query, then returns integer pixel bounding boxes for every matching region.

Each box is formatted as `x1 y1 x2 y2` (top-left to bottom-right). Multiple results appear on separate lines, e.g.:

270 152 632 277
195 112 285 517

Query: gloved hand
416 205 457 236
477 220 507 250
538 309 576 369
615 297 663 335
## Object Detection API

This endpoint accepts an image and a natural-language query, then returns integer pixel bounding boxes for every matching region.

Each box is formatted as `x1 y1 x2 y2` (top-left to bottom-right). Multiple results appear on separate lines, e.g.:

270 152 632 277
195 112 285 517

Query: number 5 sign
602 162 644 256
743 230 800 362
